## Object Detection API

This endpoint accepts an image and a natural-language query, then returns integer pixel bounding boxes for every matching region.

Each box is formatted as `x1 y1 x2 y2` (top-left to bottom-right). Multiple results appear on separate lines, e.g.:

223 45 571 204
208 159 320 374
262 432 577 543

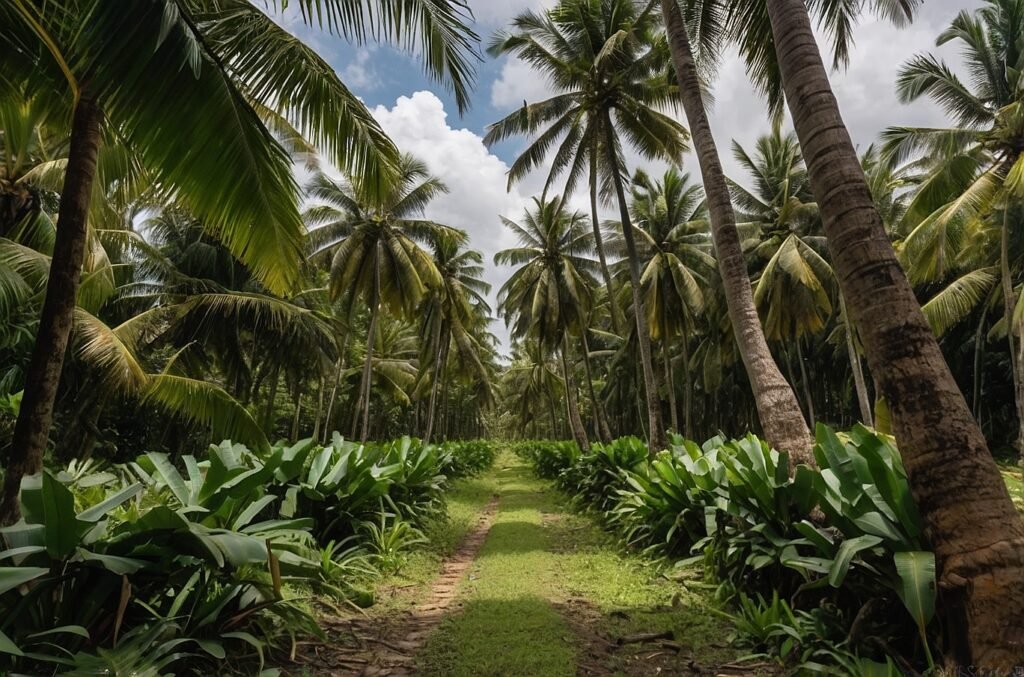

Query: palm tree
758 0 1024 664
305 156 461 442
419 234 493 443
487 0 689 451
0 0 479 523
627 168 715 437
731 127 836 426
495 196 598 450
882 0 1024 455
657 0 814 464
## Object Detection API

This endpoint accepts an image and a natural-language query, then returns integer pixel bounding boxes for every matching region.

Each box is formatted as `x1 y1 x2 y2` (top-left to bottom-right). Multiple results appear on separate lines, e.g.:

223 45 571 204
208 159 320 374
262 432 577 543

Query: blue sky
280 0 977 351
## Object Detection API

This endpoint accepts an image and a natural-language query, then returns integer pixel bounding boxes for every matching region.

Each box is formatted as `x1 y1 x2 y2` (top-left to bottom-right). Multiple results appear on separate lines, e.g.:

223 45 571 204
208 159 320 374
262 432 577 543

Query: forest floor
292 452 760 676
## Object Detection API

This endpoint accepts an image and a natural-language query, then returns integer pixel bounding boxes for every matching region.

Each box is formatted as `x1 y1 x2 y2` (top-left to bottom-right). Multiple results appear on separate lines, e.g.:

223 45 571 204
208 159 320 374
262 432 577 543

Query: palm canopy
0 0 480 294
495 196 599 350
484 0 688 198
730 127 835 342
623 167 715 341
881 0 1024 287
305 154 465 317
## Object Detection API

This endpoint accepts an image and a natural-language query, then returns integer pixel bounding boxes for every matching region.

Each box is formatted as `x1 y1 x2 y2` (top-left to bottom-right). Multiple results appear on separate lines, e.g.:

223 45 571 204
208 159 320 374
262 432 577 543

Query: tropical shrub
528 425 939 672
442 440 497 478
511 440 580 479
0 432 467 673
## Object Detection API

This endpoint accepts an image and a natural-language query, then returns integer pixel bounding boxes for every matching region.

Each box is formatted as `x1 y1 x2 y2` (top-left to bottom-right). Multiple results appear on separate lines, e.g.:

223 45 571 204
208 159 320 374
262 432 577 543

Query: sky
281 0 978 351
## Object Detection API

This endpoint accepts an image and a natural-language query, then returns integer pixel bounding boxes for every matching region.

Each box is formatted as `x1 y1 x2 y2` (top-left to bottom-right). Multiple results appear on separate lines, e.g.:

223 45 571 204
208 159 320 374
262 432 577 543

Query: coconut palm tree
495 196 598 450
755 0 1024 664
419 233 493 443
882 0 1024 455
657 0 814 464
730 127 835 426
305 156 463 442
0 0 480 523
486 0 689 451
626 168 715 436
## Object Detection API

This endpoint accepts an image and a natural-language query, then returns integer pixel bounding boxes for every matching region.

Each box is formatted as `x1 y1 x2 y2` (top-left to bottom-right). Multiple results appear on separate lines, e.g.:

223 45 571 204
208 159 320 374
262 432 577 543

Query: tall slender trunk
603 112 665 451
290 381 303 441
841 295 873 426
312 376 326 442
662 341 679 434
1 96 103 525
581 331 612 442
560 337 590 451
1001 205 1024 460
972 313 986 420
323 333 349 444
424 321 448 444
766 0 1024 666
659 1 813 464
264 366 280 433
352 247 381 442
590 147 623 335
794 338 815 427
681 333 692 439
547 388 559 440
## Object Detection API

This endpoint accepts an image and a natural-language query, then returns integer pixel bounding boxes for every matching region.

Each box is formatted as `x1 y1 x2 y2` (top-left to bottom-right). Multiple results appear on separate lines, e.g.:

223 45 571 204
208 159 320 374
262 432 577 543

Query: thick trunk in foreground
603 113 666 452
659 0 814 464
766 0 1024 666
0 96 103 525
561 337 590 451
352 248 381 443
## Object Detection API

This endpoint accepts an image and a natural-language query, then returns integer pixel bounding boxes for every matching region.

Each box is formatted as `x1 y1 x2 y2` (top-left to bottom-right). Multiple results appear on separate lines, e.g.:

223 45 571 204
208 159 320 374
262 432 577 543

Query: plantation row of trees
1 0 1023 668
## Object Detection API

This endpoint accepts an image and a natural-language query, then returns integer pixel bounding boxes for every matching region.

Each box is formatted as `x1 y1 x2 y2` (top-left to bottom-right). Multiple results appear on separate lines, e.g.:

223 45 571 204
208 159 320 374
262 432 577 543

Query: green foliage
0 432 465 673
526 425 940 673
441 440 497 478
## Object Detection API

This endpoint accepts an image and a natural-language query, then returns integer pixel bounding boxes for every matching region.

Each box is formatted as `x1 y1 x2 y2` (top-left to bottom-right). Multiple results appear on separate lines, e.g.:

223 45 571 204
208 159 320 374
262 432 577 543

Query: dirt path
296 496 500 676
295 452 742 676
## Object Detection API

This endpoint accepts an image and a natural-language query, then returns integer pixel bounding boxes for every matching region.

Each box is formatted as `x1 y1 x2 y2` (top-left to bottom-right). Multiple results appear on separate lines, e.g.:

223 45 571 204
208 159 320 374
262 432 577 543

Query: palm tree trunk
353 248 381 443
794 337 815 427
424 321 448 444
765 0 1024 666
264 366 280 433
290 380 303 441
547 387 559 439
659 0 813 465
581 330 613 442
662 341 679 435
590 147 623 335
681 334 692 439
323 333 349 444
840 295 873 426
1001 205 1024 461
312 375 326 442
972 313 986 420
561 337 590 451
602 113 665 451
1 95 103 525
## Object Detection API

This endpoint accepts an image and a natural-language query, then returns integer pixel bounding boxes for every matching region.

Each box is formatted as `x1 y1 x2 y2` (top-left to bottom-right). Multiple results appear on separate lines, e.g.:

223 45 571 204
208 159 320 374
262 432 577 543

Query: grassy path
417 451 736 676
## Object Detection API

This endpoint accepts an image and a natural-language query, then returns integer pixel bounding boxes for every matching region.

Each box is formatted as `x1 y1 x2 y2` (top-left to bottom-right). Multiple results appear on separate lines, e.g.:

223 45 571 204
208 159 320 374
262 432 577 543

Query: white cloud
341 48 378 91
370 91 532 347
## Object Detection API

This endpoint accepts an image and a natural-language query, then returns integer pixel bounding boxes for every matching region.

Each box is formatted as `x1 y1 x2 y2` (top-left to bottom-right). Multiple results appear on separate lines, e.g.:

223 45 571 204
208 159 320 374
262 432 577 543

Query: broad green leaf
894 550 937 628
77 482 144 522
0 567 48 595
42 473 79 559
828 535 883 587
148 452 191 506
0 629 23 656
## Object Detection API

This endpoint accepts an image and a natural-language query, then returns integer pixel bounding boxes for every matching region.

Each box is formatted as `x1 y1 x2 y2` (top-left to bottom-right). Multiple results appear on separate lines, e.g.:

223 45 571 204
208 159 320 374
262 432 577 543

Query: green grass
372 471 499 612
418 452 736 676
1000 461 1024 513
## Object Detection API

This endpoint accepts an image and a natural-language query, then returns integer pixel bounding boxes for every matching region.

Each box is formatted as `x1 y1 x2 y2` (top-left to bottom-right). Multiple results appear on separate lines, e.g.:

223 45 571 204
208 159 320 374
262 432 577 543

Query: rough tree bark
1 95 103 525
765 0 1024 666
659 0 814 464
